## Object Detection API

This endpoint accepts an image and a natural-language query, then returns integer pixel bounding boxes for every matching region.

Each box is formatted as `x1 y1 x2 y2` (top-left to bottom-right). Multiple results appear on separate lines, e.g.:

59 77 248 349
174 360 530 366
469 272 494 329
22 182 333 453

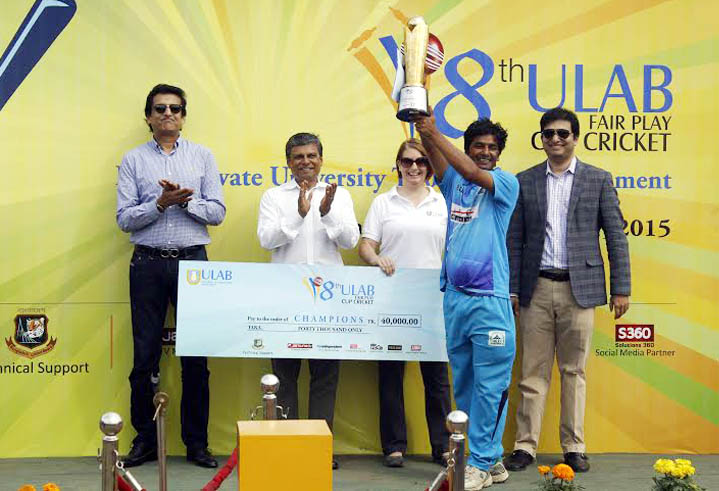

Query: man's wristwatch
156 201 166 213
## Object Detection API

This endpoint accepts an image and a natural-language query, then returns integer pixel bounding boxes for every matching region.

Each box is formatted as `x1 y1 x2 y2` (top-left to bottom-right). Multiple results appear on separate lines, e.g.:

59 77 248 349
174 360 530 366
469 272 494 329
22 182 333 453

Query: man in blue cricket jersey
414 109 519 490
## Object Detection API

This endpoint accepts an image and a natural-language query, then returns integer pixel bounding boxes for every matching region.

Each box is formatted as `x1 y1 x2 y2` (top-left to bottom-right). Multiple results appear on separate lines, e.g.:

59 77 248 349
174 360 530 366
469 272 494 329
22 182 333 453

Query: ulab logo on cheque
303 275 327 303
302 275 375 305
186 268 232 285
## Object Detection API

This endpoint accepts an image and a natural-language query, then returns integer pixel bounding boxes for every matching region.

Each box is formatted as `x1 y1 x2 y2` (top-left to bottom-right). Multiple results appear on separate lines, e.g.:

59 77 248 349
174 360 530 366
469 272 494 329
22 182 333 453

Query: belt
134 244 204 259
539 269 570 282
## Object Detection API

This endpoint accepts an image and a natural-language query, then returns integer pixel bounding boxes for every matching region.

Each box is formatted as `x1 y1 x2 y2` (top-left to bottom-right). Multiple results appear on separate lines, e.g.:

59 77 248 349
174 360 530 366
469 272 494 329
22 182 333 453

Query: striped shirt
540 157 576 270
116 137 226 248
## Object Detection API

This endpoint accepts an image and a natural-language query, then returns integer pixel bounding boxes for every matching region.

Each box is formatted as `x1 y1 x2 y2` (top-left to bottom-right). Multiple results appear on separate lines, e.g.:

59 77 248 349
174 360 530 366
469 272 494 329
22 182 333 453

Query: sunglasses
153 104 184 114
398 157 430 168
541 129 572 140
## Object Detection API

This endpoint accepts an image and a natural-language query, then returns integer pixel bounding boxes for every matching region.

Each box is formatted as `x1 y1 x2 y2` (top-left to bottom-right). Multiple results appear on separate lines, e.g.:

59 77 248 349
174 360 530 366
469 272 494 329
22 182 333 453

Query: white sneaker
489 462 509 483
465 464 493 490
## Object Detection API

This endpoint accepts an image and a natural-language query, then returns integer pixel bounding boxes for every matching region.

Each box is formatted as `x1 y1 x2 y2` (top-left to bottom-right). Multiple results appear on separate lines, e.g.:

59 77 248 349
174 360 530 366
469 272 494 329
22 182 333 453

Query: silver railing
153 391 170 491
251 373 289 420
98 412 144 491
99 412 122 491
427 410 469 491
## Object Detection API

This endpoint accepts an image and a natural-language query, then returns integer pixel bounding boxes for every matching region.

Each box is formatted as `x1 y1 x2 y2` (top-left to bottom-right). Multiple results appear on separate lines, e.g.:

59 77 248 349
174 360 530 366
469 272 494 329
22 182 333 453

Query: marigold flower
669 465 687 478
653 458 676 474
669 462 695 479
538 465 551 475
552 463 575 481
674 458 692 466
17 486 36 491
42 484 60 491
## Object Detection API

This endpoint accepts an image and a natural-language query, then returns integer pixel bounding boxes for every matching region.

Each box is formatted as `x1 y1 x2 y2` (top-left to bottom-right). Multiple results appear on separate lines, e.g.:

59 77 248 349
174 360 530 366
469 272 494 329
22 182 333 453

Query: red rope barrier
425 480 449 491
201 446 239 491
117 473 146 491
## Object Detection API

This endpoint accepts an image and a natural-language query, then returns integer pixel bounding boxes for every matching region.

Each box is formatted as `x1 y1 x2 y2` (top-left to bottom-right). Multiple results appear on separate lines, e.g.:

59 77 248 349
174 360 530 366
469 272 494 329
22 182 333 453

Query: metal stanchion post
446 410 469 491
153 391 170 491
252 374 288 420
99 412 123 491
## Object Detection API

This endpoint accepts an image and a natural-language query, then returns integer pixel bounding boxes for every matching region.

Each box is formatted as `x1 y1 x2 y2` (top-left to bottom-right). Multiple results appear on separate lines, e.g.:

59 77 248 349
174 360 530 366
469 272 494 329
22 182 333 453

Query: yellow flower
43 484 60 491
552 463 575 481
674 458 692 466
670 465 687 478
538 465 551 475
669 462 696 479
654 458 676 474
17 486 36 491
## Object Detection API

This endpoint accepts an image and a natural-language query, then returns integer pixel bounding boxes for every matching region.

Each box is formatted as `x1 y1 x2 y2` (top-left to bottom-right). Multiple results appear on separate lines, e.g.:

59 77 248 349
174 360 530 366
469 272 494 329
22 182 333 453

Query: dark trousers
271 358 339 430
128 246 209 450
379 360 451 456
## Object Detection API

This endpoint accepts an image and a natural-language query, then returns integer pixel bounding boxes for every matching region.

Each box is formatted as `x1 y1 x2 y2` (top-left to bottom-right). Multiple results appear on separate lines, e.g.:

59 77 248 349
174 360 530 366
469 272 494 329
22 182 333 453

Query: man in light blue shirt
415 109 518 490
116 83 225 469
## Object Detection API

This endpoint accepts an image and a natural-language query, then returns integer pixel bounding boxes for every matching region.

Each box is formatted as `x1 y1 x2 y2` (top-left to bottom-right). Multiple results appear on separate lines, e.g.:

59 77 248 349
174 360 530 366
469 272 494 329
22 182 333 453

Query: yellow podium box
237 419 332 490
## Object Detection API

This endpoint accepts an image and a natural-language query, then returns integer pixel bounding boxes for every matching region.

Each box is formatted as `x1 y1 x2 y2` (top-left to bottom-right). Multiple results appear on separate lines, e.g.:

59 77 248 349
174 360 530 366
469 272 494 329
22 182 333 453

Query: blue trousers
443 289 516 470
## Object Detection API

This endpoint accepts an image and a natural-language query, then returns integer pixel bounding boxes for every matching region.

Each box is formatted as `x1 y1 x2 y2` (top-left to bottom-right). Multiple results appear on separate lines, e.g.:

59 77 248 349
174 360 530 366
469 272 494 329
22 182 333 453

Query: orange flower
17 486 36 491
538 465 551 475
43 484 60 491
552 463 575 481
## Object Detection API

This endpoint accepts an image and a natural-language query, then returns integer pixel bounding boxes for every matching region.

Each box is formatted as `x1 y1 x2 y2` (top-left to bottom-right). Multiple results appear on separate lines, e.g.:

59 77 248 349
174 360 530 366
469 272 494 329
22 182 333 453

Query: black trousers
379 360 451 456
128 246 209 450
271 358 339 430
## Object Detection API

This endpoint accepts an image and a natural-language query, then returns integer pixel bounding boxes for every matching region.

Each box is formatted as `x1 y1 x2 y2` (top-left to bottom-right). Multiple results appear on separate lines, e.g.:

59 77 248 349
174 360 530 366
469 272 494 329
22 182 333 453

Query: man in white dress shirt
257 132 359 469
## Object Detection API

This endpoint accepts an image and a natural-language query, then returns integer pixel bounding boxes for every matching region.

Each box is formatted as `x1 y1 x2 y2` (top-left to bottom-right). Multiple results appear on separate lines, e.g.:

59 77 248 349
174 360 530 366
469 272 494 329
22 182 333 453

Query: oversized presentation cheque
176 261 448 361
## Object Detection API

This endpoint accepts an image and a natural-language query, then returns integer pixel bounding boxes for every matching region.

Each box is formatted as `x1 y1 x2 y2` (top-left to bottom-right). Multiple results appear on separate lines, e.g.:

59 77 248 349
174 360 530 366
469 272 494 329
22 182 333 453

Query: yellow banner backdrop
1 0 717 457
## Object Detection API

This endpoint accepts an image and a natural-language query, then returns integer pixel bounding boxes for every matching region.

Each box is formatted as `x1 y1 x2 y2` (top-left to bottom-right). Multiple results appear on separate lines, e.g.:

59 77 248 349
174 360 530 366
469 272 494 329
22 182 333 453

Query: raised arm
413 107 495 192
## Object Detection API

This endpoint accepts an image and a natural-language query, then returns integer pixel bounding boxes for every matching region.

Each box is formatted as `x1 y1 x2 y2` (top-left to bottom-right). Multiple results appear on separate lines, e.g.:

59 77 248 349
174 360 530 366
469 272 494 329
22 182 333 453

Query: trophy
394 16 445 122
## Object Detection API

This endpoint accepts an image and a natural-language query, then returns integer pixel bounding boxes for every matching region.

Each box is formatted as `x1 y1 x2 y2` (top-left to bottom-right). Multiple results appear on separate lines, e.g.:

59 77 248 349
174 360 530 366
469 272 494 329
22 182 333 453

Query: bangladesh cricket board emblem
5 314 57 359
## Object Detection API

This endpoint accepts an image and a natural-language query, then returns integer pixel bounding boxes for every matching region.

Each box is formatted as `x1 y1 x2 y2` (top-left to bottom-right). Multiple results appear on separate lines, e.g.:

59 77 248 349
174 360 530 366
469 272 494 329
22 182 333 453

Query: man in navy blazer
503 107 631 473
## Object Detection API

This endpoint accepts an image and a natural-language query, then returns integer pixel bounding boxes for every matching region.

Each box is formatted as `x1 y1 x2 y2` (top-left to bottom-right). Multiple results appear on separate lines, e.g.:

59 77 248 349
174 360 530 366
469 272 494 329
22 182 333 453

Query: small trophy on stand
393 16 445 121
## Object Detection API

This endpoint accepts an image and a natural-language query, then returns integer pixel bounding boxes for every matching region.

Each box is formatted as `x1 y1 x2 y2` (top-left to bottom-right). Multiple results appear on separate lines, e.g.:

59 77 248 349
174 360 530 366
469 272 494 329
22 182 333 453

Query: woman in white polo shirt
359 138 451 468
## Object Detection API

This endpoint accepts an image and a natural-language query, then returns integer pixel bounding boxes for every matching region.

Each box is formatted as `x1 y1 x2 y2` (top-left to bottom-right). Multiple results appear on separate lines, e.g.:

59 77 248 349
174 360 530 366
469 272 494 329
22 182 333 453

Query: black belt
135 244 204 259
539 269 570 282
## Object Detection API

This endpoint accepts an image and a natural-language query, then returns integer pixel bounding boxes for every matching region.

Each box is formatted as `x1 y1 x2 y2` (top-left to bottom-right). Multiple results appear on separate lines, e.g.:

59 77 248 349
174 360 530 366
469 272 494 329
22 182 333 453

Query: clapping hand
157 179 193 208
297 180 313 217
319 183 337 217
